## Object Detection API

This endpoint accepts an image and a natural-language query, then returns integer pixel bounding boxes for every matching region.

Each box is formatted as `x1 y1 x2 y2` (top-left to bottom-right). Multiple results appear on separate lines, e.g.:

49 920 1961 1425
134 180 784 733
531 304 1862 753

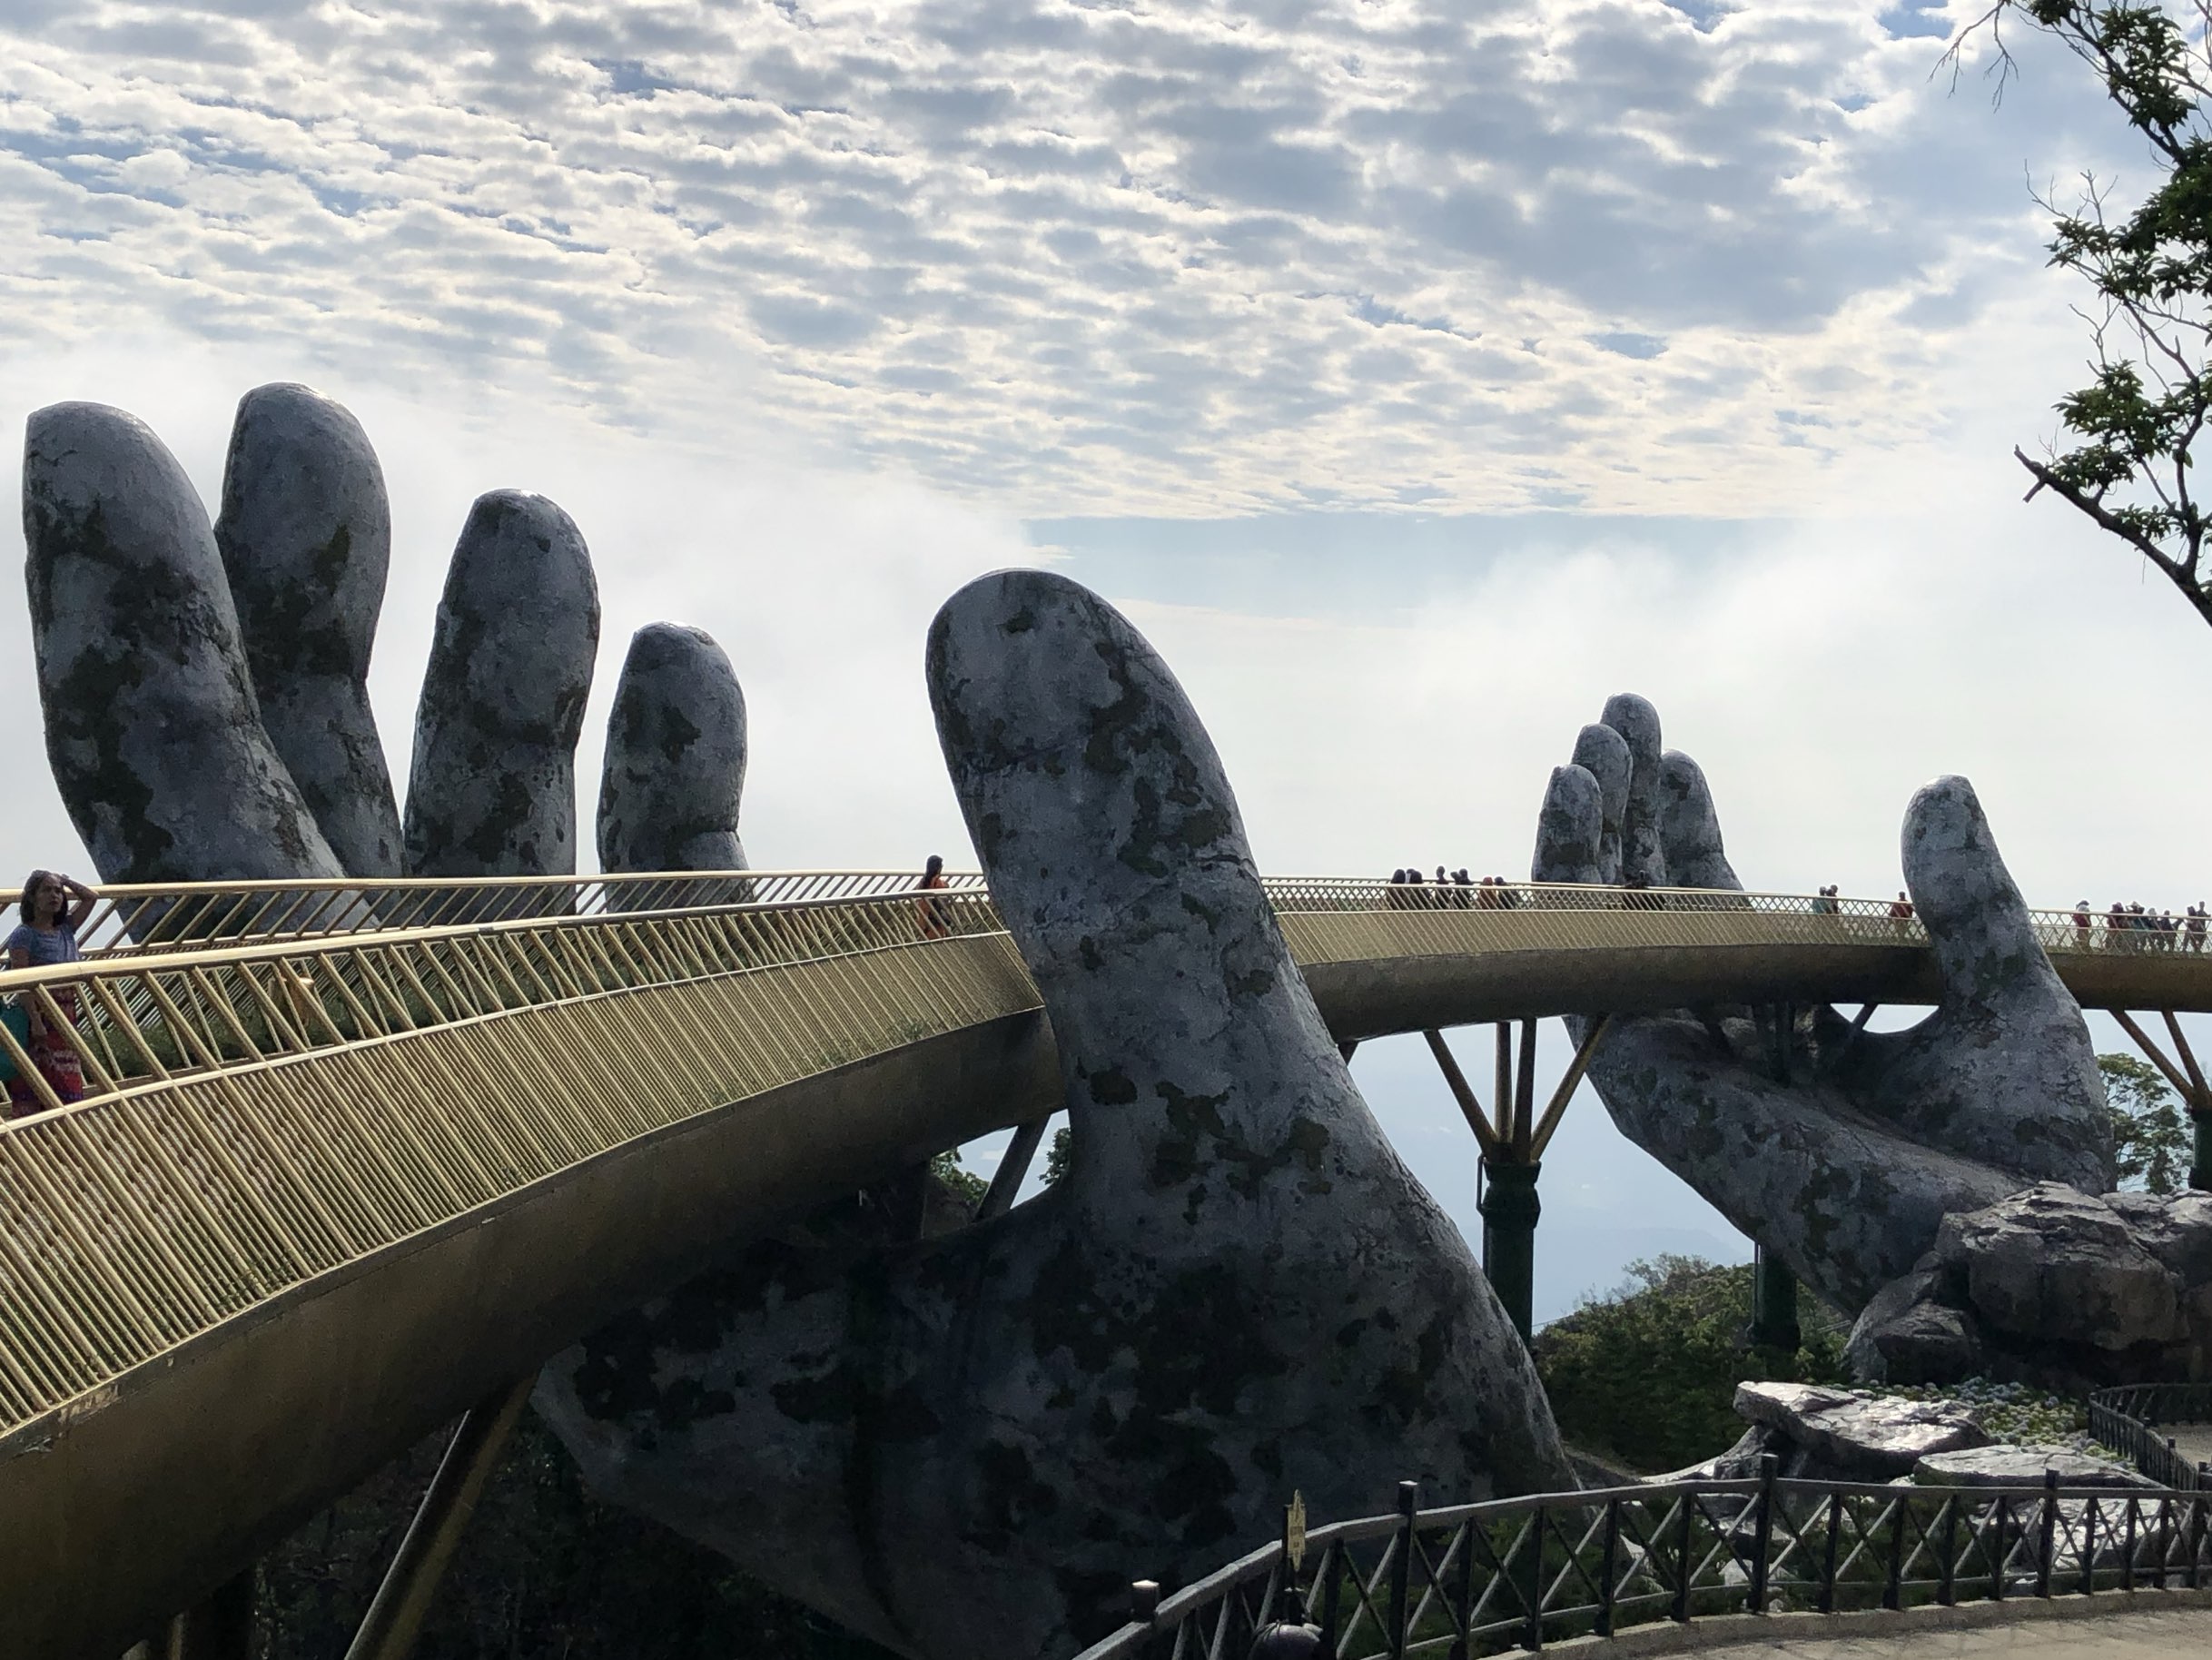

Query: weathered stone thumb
22 401 342 884
403 491 599 878
215 382 402 876
1852 776 2112 1191
597 623 748 883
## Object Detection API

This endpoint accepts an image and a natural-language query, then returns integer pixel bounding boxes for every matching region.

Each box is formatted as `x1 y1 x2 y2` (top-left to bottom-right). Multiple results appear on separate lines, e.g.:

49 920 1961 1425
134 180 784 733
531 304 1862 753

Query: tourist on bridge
6 870 97 1115
1888 892 1914 935
1812 884 1839 916
2189 904 2207 952
2073 901 2091 944
914 854 952 940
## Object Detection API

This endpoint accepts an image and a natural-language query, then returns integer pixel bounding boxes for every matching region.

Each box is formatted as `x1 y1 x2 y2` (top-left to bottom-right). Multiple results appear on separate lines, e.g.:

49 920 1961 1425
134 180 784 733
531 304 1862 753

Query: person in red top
915 854 952 940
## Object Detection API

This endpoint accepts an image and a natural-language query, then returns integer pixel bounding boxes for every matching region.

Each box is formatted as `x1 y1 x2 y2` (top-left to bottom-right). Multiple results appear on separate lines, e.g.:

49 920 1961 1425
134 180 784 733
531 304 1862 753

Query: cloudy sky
4 0 2207 1319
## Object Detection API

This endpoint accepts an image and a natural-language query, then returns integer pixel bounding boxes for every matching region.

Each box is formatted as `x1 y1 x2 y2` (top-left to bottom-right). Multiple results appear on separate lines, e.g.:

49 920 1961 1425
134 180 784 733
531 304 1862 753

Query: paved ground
1695 1606 2212 1657
2168 1427 2212 1471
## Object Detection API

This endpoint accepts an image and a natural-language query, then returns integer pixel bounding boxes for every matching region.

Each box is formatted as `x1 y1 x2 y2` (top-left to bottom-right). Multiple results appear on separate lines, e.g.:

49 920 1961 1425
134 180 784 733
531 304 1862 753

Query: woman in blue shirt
7 869 97 1114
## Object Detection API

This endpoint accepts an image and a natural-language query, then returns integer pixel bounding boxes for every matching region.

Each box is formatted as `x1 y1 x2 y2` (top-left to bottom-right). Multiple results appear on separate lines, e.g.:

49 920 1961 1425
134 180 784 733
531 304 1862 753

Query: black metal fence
1070 1458 2212 1659
2090 1382 2212 1491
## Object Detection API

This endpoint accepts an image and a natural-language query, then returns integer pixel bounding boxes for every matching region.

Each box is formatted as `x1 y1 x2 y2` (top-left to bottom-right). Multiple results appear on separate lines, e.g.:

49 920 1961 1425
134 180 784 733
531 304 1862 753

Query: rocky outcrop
1848 1184 2212 1390
402 491 599 878
596 623 748 889
1913 1445 2155 1487
535 572 1572 1659
22 401 343 884
1531 698 2112 1315
214 383 403 876
1732 1381 1987 1479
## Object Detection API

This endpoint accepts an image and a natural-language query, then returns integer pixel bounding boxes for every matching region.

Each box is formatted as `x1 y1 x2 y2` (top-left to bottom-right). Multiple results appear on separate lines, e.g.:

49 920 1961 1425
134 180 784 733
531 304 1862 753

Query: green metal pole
1750 1244 1802 1355
1479 1158 1541 1344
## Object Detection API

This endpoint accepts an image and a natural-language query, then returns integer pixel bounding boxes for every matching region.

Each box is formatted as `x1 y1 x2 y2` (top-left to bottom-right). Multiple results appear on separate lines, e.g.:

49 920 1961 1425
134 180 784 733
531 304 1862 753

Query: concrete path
2167 1426 2212 1471
1685 1605 2212 1656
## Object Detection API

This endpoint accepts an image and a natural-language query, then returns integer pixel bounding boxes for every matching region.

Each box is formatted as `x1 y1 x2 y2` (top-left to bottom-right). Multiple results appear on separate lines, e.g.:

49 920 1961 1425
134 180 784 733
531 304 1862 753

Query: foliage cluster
2098 1050 2193 1191
1531 1255 1850 1475
1960 1 2212 618
1870 1376 2095 1448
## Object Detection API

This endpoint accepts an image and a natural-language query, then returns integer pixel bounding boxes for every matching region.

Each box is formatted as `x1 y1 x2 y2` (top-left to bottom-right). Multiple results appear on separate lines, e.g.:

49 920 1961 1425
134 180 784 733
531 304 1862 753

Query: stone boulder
1913 1445 2158 1489
1732 1382 1988 1481
1848 1183 2207 1391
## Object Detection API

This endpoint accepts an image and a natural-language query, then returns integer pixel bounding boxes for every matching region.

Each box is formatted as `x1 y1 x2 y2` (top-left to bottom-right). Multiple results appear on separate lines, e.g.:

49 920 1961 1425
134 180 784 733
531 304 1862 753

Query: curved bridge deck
0 874 2203 1657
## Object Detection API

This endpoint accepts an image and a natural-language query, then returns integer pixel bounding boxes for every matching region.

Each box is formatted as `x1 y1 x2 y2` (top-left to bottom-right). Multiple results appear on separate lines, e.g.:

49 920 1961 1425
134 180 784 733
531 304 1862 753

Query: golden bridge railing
5 867 2188 963
0 869 991 958
2 872 2205 1449
0 884 1032 1442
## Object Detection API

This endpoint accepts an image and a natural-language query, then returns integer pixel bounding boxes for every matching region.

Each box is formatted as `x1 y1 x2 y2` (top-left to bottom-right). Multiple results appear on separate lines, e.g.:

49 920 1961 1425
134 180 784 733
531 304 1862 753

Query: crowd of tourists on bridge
2073 899 2208 950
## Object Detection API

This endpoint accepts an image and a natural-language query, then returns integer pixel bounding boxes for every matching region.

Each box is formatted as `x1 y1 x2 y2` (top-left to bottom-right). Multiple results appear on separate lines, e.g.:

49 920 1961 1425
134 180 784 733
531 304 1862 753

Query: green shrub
1532 1255 1849 1475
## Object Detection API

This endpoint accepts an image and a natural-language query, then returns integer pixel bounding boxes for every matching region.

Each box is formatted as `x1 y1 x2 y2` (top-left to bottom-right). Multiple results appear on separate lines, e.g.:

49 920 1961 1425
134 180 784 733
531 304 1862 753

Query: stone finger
1531 763 1605 885
597 622 748 905
1568 723 1629 883
214 382 401 876
1599 692 1666 887
1656 751 1741 892
402 490 599 878
23 401 341 884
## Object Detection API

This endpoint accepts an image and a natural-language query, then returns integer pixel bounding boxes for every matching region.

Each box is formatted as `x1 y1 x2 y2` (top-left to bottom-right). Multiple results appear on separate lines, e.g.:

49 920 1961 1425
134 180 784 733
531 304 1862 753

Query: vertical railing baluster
1388 1481 1417 1659
1671 1492 1694 1625
2038 1469 2059 1600
1818 1489 1841 1614
1455 1518 1476 1653
1595 1497 1620 1638
1521 1504 1543 1652
1991 1496 2009 1602
2190 1483 2209 1592
1936 1492 1957 1606
2080 1497 2099 1597
1882 1491 1904 1612
1749 1454 1777 1616
1319 1538 1341 1653
2155 1487 2172 1591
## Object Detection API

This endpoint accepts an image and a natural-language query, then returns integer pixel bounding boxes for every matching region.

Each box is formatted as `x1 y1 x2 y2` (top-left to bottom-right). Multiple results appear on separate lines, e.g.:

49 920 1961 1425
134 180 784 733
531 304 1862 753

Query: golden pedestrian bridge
2 871 2207 1659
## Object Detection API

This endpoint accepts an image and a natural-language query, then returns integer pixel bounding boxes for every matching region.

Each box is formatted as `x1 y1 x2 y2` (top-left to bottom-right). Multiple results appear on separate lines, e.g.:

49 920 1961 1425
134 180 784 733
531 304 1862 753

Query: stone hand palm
21 392 1571 1659
1532 696 2113 1315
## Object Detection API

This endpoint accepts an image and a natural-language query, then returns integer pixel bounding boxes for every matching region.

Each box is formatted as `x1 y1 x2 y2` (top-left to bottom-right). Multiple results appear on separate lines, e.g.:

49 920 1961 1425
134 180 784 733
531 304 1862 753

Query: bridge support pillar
1478 1158 1541 1344
343 1376 535 1660
1749 1244 1801 1354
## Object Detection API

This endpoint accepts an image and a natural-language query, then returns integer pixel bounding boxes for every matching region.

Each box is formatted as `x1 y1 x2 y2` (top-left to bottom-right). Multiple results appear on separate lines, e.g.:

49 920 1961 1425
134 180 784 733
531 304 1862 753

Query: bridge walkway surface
1658 1601 2212 1655
1 873 2207 1658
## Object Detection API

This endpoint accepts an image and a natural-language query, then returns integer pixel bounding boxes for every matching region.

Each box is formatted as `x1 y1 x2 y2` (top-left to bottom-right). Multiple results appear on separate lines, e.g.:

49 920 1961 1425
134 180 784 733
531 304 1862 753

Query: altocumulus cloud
0 0 2146 513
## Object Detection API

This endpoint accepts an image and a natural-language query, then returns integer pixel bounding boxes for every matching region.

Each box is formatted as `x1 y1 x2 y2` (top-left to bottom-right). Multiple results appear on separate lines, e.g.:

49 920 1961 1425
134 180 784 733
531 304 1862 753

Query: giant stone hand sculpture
1532 695 2113 1315
19 396 1570 1658
532 572 1572 1657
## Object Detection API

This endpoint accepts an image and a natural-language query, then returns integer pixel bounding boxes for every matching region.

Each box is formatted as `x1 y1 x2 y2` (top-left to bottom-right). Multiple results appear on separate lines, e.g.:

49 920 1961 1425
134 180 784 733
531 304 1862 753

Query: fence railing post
1990 1496 2010 1603
1817 1490 1842 1614
1319 1540 1342 1652
1671 1491 1695 1624
1595 1497 1621 1637
1749 1454 1778 1616
2080 1497 2100 1597
2191 1484 2209 1592
1936 1492 1958 1606
1521 1501 1545 1653
2038 1469 2059 1599
1388 1480 1417 1660
1882 1489 1906 1612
